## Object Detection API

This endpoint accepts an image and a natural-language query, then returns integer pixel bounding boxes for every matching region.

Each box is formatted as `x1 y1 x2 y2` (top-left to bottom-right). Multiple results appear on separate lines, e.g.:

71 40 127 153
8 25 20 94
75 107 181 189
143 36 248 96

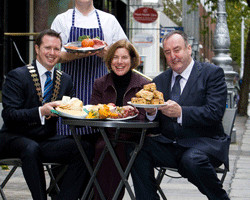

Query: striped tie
43 71 53 103
171 75 182 102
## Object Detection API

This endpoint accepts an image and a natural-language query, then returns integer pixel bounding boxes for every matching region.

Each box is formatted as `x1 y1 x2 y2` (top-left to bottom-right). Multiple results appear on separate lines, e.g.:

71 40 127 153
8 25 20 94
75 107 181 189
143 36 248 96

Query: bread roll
58 98 83 111
70 99 83 111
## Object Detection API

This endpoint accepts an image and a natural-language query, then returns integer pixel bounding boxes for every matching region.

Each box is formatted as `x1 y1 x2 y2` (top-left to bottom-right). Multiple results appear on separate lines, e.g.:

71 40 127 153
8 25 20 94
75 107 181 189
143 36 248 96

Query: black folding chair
155 108 237 200
0 158 67 200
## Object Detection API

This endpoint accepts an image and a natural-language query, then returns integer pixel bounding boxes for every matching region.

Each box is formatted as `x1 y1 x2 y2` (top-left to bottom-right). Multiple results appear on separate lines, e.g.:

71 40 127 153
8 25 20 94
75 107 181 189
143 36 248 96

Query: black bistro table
62 118 159 200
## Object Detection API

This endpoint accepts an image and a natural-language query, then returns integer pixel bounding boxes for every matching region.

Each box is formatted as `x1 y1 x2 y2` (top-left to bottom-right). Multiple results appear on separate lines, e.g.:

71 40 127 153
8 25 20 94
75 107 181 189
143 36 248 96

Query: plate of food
128 83 166 108
52 96 88 119
64 36 106 53
107 113 138 121
85 104 139 120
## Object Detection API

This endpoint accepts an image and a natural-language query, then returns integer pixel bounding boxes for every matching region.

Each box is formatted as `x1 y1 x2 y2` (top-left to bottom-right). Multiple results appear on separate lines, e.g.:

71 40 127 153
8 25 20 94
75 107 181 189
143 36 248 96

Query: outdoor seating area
0 104 249 199
0 97 249 200
0 0 249 199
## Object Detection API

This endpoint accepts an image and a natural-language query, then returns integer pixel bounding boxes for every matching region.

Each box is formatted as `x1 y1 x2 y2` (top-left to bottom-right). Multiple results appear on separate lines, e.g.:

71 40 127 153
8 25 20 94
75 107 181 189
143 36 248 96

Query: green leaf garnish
78 35 89 41
78 35 100 41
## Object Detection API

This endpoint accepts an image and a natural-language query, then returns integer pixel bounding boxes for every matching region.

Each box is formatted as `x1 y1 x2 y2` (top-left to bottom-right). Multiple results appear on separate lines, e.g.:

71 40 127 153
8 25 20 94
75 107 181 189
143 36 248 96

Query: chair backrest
222 108 237 137
0 103 3 128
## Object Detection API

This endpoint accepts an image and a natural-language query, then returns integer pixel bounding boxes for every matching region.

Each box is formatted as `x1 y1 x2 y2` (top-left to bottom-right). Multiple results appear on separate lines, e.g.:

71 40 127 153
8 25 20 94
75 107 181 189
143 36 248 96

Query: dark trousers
3 135 94 200
129 136 230 200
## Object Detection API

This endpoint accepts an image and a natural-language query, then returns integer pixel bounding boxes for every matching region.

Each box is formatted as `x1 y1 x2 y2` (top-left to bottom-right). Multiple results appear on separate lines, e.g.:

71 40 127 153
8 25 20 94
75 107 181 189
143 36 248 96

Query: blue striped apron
57 9 108 135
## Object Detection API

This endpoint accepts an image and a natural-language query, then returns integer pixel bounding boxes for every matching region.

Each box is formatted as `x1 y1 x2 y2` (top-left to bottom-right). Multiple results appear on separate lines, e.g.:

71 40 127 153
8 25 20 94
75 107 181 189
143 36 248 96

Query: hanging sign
133 7 158 24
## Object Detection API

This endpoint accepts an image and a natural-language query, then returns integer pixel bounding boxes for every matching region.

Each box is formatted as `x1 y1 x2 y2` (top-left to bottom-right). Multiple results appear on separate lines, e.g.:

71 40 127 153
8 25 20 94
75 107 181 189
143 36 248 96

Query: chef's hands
76 43 108 58
95 42 108 58
40 101 61 118
158 100 182 118
74 51 97 58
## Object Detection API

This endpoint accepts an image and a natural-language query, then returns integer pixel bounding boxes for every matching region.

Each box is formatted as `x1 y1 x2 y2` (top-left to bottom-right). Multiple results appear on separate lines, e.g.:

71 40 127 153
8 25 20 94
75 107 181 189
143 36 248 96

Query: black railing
1 33 38 89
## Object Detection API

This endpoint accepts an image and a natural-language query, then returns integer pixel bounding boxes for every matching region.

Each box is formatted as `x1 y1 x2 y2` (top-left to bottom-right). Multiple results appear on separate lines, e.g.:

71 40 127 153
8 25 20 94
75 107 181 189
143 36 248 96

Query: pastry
140 90 154 101
143 83 156 92
151 99 164 105
153 90 164 100
131 84 165 105
131 97 146 104
135 89 145 98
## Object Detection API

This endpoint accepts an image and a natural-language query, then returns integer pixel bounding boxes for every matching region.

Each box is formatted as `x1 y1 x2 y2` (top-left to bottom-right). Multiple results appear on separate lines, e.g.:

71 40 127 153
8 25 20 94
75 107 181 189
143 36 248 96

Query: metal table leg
99 127 147 200
114 128 147 199
69 126 106 200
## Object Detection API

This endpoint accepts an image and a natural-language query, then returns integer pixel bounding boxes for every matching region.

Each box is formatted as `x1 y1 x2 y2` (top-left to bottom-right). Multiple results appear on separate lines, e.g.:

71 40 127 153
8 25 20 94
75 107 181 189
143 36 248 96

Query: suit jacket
152 61 230 168
0 61 73 153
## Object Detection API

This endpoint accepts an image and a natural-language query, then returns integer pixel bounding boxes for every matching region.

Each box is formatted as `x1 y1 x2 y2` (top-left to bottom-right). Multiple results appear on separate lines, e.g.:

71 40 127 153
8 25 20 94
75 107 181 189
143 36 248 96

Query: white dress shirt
51 8 127 50
36 60 55 124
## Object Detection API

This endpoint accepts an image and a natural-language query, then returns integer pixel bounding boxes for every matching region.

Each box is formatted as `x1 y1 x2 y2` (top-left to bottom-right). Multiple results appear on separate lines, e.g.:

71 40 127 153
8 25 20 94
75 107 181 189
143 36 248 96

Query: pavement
1 100 250 200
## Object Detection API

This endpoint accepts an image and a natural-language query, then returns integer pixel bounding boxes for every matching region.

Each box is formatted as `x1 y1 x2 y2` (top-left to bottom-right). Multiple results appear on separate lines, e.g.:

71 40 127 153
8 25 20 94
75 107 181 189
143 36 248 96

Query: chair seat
0 158 67 200
0 158 22 166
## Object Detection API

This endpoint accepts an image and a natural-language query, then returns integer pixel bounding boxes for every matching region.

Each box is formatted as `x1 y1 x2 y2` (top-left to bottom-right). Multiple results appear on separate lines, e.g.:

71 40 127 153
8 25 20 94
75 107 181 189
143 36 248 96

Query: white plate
55 110 87 119
53 107 88 119
64 41 106 53
107 114 138 121
127 101 166 108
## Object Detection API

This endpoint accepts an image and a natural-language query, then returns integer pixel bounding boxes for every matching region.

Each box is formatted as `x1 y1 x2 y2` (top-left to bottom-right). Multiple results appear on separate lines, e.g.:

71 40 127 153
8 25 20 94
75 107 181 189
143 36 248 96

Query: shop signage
133 7 158 24
132 33 154 48
160 27 184 43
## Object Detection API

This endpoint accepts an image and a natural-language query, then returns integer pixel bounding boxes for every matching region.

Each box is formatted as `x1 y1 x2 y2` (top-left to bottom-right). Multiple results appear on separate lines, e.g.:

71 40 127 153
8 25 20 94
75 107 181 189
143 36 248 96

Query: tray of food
64 35 106 53
128 83 166 108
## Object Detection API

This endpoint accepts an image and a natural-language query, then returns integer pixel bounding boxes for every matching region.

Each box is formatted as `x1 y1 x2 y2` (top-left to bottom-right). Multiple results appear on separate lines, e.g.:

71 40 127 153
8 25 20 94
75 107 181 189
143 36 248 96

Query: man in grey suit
0 29 93 200
130 30 230 200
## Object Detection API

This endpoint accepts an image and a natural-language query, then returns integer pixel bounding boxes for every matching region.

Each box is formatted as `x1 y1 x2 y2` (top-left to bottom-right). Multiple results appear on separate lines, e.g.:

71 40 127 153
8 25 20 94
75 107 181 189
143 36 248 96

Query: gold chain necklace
27 64 62 105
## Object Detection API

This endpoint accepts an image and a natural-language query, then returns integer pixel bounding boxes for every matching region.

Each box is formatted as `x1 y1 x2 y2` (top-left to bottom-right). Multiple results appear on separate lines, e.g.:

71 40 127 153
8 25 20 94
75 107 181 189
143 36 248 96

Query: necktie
43 71 53 103
171 75 182 102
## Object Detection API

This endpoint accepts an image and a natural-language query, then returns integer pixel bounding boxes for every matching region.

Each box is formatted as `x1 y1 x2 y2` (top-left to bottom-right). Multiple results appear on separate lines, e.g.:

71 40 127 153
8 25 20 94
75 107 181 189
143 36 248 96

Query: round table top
62 118 159 129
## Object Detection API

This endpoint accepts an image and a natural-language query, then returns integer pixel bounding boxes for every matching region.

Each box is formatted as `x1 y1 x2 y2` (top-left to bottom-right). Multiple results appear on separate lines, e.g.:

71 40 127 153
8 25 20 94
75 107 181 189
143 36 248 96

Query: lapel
53 68 57 87
154 70 172 101
163 70 173 101
179 61 202 105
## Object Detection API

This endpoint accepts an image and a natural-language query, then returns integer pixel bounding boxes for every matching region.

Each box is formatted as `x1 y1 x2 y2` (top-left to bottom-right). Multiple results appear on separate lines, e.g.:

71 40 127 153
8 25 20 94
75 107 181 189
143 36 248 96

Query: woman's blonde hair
105 39 140 71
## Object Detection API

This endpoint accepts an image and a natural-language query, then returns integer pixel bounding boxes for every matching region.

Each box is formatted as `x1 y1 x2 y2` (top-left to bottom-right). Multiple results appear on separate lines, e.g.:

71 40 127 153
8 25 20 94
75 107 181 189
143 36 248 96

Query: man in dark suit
130 30 230 200
0 29 93 200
